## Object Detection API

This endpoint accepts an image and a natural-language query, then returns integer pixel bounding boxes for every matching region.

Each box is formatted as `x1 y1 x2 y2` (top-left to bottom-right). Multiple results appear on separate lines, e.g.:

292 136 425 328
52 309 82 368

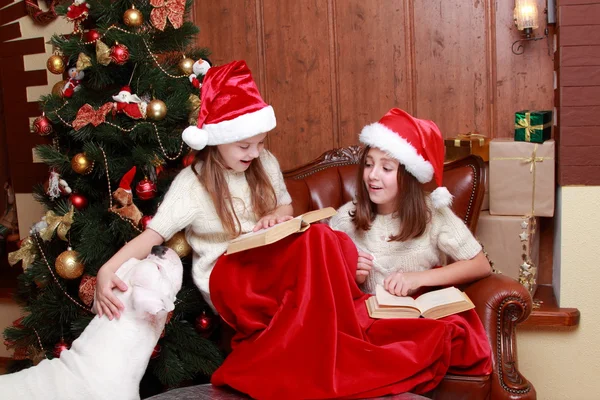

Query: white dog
0 245 183 400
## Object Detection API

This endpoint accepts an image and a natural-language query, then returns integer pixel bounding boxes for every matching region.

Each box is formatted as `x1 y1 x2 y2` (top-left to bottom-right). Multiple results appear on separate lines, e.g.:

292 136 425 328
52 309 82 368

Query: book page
229 215 303 243
300 207 337 224
414 287 465 313
375 285 418 308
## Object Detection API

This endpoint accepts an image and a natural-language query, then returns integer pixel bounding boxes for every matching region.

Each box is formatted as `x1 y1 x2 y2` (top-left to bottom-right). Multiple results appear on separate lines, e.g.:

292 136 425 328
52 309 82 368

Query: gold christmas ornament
147 99 167 121
179 57 194 75
52 80 67 97
39 207 74 241
55 247 84 280
71 153 94 175
47 55 65 74
123 5 144 27
166 231 192 258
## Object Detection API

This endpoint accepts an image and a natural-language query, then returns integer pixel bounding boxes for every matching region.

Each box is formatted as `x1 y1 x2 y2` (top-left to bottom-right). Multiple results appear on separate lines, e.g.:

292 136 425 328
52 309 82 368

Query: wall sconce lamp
512 0 549 55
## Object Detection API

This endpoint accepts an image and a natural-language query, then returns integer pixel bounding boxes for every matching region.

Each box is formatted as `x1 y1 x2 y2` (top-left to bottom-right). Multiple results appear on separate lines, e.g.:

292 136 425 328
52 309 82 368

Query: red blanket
210 224 491 399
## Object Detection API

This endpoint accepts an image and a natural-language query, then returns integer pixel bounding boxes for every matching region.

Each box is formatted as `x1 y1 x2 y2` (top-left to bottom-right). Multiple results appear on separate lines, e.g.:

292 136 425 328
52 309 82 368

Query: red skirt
209 224 491 399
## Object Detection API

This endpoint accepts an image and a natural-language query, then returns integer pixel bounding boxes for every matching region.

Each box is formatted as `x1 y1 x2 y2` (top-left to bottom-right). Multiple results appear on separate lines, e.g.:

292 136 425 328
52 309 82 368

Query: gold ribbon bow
515 112 549 142
454 132 486 147
72 103 113 131
76 52 92 72
96 40 112 66
39 207 74 241
150 0 185 31
8 236 36 271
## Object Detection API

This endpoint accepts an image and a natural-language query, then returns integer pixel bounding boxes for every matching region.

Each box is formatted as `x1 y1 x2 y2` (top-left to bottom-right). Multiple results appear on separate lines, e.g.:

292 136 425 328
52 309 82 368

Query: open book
366 285 475 320
226 207 337 255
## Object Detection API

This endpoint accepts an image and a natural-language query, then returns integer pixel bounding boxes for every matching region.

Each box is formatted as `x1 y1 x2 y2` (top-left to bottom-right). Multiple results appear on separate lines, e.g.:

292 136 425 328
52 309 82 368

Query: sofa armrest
463 273 536 400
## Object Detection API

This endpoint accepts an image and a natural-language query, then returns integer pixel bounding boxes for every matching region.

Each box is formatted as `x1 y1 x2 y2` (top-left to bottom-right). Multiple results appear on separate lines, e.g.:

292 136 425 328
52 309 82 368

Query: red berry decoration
32 114 53 136
135 177 157 200
151 344 161 359
140 215 153 229
85 29 101 42
53 339 70 358
69 193 88 210
110 43 129 65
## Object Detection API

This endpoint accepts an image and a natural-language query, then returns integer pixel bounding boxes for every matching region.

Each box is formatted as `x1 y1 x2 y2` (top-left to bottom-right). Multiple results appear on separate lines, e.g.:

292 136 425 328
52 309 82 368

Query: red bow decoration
72 103 113 131
150 0 185 31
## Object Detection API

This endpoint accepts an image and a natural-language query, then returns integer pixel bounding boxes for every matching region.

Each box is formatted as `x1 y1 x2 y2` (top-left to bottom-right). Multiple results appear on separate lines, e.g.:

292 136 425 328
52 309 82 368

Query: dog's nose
151 245 169 258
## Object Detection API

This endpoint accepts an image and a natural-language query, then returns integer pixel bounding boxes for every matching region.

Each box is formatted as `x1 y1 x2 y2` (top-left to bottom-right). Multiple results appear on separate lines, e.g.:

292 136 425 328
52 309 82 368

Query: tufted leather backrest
283 146 485 233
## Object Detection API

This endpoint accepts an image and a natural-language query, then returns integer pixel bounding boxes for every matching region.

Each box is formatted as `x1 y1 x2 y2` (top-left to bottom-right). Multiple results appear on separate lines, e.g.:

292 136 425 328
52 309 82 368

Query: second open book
226 207 337 255
366 285 475 320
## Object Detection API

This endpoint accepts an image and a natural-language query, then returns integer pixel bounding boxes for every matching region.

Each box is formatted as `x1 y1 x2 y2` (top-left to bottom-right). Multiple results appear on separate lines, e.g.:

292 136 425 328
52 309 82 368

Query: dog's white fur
0 247 183 400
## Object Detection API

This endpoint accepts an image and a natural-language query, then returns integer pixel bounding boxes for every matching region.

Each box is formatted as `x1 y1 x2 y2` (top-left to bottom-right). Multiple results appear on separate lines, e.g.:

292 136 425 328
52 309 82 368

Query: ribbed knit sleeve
261 150 292 206
147 167 204 241
432 206 482 261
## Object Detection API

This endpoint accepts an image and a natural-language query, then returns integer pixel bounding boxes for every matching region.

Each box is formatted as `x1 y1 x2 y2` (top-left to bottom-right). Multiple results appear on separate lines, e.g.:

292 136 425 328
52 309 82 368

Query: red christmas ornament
85 29 101 42
53 339 70 358
140 215 153 229
151 344 161 359
110 43 129 65
32 114 53 136
195 310 213 332
69 193 88 210
182 151 196 167
135 177 157 200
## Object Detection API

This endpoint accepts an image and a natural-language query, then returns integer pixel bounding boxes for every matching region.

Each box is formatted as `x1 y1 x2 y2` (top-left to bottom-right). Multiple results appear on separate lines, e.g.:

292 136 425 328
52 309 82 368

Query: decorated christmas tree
3 0 223 395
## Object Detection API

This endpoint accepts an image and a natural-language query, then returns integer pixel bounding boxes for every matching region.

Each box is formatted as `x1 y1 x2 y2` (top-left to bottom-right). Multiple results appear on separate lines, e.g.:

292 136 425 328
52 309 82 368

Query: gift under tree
4 0 223 395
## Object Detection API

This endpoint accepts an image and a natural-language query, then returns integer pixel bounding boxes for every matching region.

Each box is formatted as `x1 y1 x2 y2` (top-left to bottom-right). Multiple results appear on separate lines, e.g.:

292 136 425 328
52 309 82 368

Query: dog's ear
132 286 174 315
130 260 177 315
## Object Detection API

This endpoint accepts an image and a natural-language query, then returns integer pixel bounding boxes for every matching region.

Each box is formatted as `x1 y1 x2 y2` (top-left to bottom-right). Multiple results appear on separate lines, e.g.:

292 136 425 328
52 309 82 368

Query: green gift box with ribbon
514 110 552 143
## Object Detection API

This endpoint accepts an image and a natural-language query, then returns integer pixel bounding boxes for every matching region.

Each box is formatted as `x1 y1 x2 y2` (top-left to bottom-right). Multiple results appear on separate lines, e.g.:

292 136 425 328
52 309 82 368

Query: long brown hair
351 146 430 241
192 147 277 237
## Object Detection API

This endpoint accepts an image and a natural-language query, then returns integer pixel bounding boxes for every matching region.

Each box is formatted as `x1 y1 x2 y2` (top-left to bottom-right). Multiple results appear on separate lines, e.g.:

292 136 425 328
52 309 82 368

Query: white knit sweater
329 200 482 294
148 150 292 308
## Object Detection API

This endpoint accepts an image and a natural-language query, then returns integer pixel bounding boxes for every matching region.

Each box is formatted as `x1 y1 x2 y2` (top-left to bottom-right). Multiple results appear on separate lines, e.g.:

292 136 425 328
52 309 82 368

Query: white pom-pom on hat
182 126 209 150
430 187 453 209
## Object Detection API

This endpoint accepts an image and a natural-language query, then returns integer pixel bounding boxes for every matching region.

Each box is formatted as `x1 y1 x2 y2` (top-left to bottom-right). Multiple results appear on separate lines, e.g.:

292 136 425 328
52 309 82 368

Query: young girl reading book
94 60 293 319
206 109 492 398
328 107 492 296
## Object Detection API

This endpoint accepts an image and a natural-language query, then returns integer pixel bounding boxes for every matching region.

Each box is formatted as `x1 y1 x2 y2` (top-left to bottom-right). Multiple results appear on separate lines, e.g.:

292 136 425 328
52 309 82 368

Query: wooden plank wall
193 0 554 170
557 0 600 185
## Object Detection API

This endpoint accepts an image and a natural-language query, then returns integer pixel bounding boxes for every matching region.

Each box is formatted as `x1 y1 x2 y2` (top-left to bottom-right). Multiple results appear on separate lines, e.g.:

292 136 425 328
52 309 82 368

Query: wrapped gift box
444 133 490 163
514 110 552 143
482 162 489 211
489 139 555 217
476 211 540 295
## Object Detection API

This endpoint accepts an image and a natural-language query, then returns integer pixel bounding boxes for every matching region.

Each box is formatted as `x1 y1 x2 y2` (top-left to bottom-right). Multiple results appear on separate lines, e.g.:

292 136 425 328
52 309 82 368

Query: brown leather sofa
282 146 536 400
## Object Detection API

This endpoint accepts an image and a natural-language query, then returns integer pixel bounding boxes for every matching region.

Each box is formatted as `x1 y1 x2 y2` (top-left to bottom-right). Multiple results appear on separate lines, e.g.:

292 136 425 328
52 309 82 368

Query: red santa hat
119 86 132 94
119 166 136 193
181 60 276 150
359 108 452 208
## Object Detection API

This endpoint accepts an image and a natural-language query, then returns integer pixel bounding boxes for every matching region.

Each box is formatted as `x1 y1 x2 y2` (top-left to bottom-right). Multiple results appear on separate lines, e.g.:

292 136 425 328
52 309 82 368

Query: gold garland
78 25 187 79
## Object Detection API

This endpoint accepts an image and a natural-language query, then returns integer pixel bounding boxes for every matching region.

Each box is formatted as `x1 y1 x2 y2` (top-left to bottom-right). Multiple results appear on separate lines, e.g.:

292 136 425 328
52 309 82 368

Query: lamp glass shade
514 0 539 31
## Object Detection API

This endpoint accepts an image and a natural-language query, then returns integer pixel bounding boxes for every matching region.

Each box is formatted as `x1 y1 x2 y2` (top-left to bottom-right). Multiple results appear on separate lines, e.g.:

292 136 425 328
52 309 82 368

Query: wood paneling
334 1 411 147
557 2 600 185
194 0 554 170
261 0 335 167
560 45 600 66
413 0 489 136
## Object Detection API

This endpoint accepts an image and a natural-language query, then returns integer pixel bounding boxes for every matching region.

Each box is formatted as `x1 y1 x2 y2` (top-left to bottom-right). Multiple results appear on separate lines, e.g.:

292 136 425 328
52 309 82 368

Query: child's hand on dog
95 268 128 320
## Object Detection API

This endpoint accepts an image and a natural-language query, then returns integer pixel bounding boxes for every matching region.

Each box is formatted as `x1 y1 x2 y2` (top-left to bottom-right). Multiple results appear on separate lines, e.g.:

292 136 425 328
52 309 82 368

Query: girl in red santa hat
95 59 293 319
330 108 492 298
